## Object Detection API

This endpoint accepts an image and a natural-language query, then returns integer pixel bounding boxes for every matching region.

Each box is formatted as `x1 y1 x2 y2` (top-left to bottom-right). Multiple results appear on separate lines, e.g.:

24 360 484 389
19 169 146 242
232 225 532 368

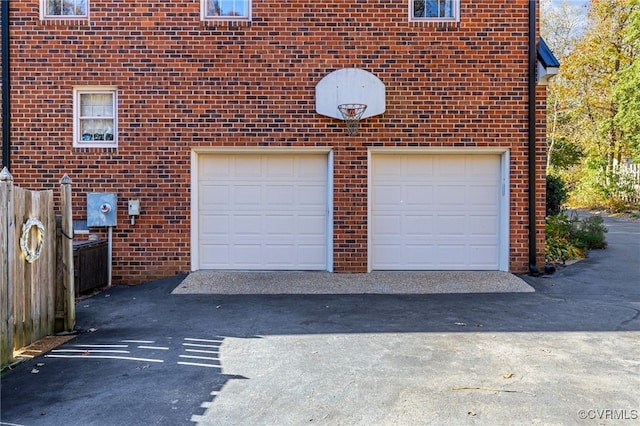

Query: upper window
202 0 251 21
411 0 459 22
41 0 88 19
73 87 117 148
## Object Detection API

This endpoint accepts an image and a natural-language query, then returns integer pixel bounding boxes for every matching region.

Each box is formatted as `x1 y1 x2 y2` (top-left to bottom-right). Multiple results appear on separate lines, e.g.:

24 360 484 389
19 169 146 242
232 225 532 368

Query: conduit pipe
1 0 10 170
528 0 540 275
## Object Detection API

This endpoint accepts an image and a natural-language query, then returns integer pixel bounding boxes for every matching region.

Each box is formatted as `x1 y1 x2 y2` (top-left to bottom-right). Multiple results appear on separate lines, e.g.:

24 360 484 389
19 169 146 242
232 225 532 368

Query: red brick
4 0 547 283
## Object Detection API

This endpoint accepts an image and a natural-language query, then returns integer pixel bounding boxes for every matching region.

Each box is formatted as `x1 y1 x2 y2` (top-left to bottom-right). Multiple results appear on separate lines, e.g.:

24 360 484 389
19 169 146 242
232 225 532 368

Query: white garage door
197 154 328 270
371 154 502 270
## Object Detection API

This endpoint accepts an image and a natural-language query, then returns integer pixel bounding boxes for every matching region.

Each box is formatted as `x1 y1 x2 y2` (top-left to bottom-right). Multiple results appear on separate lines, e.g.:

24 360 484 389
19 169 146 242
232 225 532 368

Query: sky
550 0 589 6
548 0 590 13
544 0 589 30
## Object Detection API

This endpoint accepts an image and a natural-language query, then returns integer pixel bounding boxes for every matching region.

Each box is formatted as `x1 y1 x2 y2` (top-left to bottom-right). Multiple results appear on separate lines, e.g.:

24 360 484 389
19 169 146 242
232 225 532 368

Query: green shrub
545 212 607 263
572 216 608 250
545 213 584 263
546 175 568 217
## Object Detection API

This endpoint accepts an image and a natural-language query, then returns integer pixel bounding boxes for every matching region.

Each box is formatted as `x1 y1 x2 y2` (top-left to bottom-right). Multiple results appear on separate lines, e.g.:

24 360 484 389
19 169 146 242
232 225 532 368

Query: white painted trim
537 62 560 86
369 147 509 155
190 150 199 272
409 0 460 23
40 0 90 20
499 151 510 271
326 150 334 272
367 150 374 272
200 0 252 21
73 85 118 92
72 86 118 149
192 146 333 155
367 147 510 272
191 148 334 272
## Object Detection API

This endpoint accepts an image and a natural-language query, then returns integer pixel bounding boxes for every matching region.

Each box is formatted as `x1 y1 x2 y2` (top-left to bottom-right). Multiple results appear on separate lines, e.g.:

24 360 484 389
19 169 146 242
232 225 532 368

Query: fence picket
13 187 26 351
1 170 66 368
44 191 56 336
0 169 14 366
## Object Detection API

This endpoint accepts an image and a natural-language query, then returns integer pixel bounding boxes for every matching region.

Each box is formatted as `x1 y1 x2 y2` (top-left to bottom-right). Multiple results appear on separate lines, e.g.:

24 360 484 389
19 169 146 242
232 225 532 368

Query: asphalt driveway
1 213 639 425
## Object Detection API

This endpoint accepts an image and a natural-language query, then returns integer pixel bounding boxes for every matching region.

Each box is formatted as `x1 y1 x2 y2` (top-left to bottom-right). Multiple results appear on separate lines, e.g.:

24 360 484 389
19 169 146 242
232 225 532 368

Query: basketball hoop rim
337 103 368 119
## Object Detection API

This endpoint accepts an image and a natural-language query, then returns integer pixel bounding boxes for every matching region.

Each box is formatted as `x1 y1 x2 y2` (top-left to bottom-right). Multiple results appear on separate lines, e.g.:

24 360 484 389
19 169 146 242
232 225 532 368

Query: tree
541 0 586 57
546 0 640 208
541 0 587 171
613 1 640 161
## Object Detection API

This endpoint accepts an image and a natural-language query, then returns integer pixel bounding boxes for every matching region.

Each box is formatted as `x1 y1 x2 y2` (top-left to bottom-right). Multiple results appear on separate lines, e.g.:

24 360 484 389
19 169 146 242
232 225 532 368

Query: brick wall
6 0 546 283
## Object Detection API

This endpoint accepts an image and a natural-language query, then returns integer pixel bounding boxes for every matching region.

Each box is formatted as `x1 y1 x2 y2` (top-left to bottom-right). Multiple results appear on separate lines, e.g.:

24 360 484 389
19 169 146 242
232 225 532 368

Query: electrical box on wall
128 199 140 216
87 193 117 227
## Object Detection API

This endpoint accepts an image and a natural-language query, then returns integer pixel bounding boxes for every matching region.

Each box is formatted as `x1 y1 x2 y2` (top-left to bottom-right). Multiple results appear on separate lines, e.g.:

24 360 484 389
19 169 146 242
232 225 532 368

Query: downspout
1 0 10 170
528 0 539 275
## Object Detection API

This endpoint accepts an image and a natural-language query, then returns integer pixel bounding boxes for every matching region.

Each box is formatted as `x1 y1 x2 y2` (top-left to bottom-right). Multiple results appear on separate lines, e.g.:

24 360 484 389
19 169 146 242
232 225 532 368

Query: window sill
408 19 460 28
201 18 252 29
39 17 90 26
72 144 118 151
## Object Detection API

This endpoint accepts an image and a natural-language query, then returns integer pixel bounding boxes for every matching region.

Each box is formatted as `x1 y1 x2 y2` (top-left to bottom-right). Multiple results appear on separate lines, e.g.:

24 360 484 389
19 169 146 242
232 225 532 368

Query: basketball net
337 103 367 135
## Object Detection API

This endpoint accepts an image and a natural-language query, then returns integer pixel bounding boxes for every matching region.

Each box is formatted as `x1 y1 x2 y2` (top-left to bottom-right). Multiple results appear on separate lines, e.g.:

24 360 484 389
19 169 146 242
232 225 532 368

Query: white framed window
411 0 460 22
73 87 117 148
40 0 88 19
201 0 251 21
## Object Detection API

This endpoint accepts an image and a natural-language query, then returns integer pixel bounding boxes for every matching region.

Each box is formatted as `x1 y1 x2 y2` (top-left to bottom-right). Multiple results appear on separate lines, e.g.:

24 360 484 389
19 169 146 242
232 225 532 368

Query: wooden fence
1 168 75 367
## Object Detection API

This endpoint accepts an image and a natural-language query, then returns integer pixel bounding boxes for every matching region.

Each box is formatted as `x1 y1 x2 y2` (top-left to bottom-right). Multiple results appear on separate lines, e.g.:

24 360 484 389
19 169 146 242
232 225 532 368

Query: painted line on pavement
45 355 164 363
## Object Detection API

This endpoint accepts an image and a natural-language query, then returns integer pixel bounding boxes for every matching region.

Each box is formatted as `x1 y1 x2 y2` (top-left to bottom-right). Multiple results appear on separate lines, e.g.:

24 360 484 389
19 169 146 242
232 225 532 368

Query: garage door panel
232 243 262 258
436 215 467 235
469 245 500 265
197 153 328 270
468 185 499 205
298 216 327 235
233 185 261 205
233 156 263 178
372 154 501 271
231 217 261 237
200 185 230 207
404 185 433 206
374 156 403 176
200 244 230 266
469 156 500 176
265 215 295 236
298 184 327 206
436 185 466 206
469 215 499 235
265 186 294 205
296 246 327 266
298 156 327 177
436 245 467 267
436 157 464 177
373 245 403 267
200 157 230 179
405 215 434 236
266 157 294 177
200 214 229 235
405 245 436 264
373 185 403 206
264 245 295 263
406 157 434 177
373 215 401 235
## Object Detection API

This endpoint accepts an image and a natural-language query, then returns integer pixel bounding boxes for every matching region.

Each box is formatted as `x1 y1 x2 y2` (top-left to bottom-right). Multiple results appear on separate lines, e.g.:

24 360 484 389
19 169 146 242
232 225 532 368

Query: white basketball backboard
315 68 386 120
